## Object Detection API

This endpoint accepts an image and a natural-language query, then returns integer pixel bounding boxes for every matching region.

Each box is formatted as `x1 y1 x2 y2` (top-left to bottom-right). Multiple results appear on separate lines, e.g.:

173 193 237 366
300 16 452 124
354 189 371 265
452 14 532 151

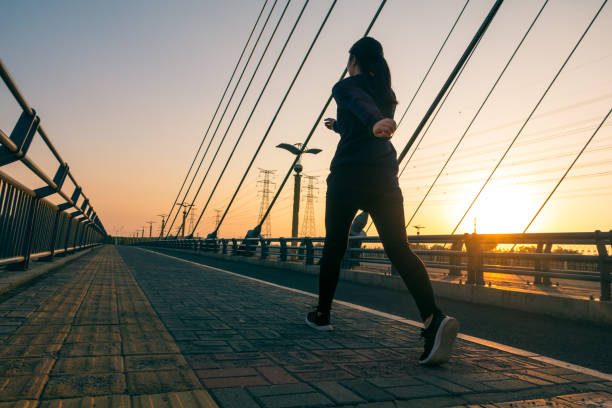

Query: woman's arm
332 80 385 130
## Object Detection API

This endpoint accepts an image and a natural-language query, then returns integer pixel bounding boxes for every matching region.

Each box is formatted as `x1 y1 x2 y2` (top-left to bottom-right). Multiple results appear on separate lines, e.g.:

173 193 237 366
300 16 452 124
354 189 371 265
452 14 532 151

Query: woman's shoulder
332 74 369 95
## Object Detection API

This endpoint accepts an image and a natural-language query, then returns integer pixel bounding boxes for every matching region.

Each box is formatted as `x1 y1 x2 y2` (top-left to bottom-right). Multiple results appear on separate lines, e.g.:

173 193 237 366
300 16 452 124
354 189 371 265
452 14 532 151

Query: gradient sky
1 0 611 238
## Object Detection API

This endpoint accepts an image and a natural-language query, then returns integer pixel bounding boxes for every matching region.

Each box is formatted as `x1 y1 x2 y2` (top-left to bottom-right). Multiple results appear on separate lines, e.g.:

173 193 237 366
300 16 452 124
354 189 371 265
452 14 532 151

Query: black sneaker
305 307 333 331
419 312 459 365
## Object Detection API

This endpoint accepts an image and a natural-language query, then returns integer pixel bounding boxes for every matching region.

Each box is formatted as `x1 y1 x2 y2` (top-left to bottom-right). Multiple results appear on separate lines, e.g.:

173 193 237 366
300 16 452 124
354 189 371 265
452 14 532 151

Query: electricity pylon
300 175 318 237
176 202 195 238
257 168 276 238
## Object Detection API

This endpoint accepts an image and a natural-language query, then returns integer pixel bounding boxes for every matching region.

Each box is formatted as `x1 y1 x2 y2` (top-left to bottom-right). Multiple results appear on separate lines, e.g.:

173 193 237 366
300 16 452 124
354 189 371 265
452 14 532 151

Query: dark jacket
327 74 399 195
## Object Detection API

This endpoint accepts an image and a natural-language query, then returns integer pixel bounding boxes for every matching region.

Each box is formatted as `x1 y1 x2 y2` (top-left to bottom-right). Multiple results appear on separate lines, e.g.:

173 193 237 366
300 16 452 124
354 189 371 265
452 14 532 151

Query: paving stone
394 396 468 407
3 246 605 406
65 325 121 343
58 342 122 357
185 354 220 370
0 358 54 376
312 381 366 404
43 373 127 398
367 376 422 388
127 370 202 394
340 379 395 402
257 392 333 408
386 384 448 399
0 344 61 358
485 379 537 391
210 387 260 408
492 397 577 407
125 354 190 371
39 394 131 408
123 340 181 355
15 325 71 335
0 375 47 400
248 383 315 397
132 390 218 408
0 401 39 408
256 366 298 385
51 356 124 374
555 391 612 406
196 367 269 388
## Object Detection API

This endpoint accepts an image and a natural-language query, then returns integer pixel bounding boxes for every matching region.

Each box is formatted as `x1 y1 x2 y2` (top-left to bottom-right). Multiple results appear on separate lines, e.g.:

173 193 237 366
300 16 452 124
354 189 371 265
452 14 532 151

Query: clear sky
1 0 611 238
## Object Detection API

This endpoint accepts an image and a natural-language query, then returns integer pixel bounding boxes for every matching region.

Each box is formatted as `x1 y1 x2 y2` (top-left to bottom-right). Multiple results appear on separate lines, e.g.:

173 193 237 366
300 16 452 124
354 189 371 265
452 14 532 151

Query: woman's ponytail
349 37 397 107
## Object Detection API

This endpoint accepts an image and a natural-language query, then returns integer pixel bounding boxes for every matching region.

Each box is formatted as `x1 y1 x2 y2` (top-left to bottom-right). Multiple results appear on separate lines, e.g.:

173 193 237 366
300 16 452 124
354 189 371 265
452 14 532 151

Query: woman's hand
323 117 336 130
373 118 397 139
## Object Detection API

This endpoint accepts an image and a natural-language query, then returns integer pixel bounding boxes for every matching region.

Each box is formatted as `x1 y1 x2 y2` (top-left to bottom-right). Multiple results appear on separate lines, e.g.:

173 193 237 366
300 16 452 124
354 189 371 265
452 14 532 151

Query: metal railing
0 59 106 269
131 231 612 301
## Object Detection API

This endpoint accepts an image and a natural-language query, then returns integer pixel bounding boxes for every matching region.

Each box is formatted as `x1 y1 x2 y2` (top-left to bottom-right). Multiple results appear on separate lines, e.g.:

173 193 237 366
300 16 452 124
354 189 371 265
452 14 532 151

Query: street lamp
276 143 322 237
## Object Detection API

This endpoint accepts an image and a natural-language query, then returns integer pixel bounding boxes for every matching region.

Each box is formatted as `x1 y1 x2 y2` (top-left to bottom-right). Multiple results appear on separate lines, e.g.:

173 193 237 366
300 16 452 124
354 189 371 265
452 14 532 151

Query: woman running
305 37 459 365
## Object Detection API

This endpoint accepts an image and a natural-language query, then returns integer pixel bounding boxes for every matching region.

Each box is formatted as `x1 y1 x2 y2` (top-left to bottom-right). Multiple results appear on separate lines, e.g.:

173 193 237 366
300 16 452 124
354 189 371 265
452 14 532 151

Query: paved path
0 246 610 407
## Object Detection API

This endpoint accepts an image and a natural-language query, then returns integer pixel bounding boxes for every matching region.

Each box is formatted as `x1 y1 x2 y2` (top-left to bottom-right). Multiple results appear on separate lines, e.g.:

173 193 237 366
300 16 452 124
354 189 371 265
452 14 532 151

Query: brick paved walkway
0 246 610 407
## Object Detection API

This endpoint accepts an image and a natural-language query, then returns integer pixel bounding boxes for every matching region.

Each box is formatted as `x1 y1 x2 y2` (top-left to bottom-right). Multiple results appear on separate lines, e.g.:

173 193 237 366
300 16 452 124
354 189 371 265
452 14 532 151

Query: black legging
318 188 439 321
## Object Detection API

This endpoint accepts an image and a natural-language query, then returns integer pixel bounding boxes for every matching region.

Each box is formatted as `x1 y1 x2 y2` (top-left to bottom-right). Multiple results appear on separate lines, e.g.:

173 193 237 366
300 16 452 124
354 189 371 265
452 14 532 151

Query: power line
395 0 504 164
394 0 470 130
165 0 287 236
521 105 612 233
164 0 270 228
451 0 608 235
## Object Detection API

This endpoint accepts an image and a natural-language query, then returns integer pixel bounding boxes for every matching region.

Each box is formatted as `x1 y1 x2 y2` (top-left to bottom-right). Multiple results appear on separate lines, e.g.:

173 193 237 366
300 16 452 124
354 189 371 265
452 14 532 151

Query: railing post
305 238 314 265
534 241 552 285
231 238 238 256
466 233 484 285
279 238 287 262
44 210 61 261
448 239 463 276
11 196 39 270
595 230 610 301
534 241 544 284
222 239 228 254
260 238 268 260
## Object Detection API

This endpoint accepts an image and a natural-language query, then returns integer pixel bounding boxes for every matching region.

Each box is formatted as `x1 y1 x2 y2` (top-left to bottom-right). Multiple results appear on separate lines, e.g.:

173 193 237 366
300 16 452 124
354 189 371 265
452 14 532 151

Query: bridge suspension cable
164 0 270 227
402 0 550 230
394 0 470 131
183 0 312 237
450 0 608 236
252 0 389 233
364 41 477 234
520 105 612 233
165 0 287 236
395 0 504 166
191 0 336 236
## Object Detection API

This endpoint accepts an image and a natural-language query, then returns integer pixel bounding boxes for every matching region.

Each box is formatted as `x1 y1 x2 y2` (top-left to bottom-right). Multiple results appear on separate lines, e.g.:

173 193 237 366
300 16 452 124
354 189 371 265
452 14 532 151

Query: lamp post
276 143 322 237
158 214 167 238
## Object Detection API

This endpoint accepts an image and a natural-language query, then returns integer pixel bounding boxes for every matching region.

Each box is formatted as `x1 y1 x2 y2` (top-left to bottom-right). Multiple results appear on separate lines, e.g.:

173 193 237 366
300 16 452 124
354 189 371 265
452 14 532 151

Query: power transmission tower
214 209 222 234
257 168 276 238
188 206 197 237
175 202 195 238
300 175 318 237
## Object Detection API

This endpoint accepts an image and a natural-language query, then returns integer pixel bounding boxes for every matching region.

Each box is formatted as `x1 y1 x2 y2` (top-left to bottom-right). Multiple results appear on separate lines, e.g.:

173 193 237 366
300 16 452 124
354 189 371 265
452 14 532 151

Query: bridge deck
0 246 609 407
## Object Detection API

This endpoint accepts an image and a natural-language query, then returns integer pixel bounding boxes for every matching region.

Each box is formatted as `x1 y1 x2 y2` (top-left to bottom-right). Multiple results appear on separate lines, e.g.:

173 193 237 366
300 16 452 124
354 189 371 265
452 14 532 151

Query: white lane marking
136 247 612 381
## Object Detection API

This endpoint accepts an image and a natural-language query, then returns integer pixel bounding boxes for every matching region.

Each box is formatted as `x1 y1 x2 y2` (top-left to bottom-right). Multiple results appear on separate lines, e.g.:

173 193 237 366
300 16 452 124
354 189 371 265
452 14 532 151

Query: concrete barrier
147 247 612 326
